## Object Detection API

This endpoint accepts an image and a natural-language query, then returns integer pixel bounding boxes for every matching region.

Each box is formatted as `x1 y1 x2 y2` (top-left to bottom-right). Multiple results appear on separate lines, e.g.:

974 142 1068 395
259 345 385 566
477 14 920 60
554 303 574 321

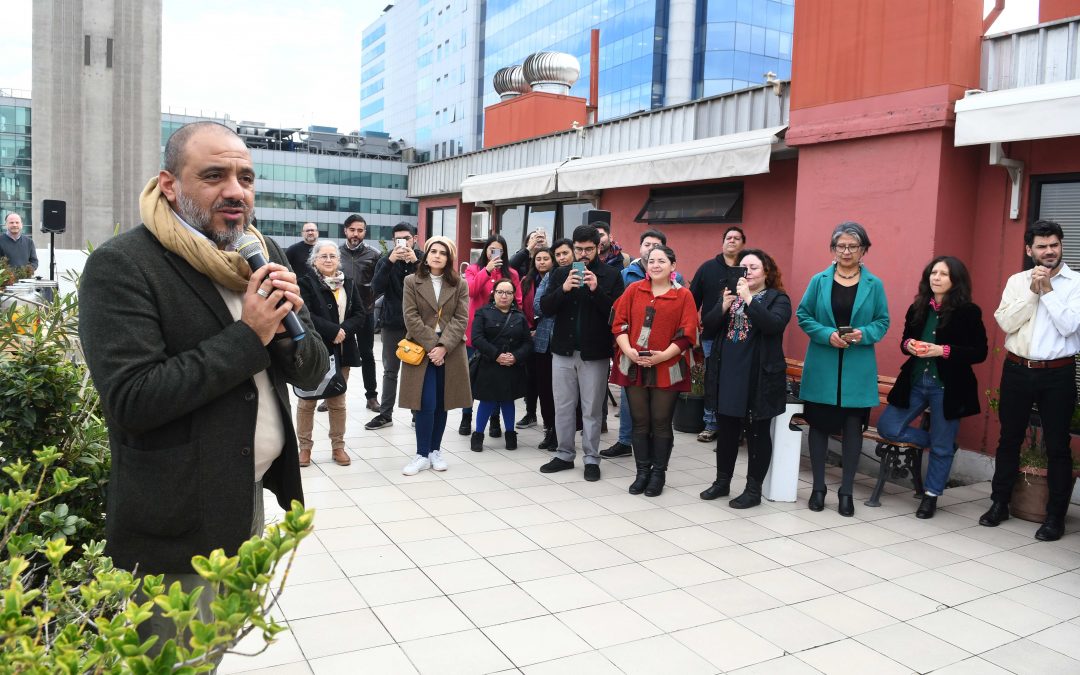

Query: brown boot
299 448 311 467
332 448 351 466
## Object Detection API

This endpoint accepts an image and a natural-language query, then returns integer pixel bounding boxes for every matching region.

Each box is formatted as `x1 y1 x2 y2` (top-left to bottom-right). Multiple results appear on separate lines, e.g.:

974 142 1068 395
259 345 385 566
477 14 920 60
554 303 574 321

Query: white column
664 0 696 106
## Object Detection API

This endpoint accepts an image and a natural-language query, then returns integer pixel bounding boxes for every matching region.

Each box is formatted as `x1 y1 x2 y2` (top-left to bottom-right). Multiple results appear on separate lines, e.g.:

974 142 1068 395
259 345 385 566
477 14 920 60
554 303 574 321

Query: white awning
460 162 563 202
557 126 787 193
954 80 1080 146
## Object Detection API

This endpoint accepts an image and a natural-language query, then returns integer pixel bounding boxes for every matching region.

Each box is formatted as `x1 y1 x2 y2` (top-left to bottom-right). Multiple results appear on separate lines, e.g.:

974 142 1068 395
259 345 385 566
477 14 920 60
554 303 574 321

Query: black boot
538 427 557 451
838 493 854 517
699 470 732 500
470 431 484 452
629 433 652 495
729 478 762 509
489 411 502 438
808 489 826 511
504 431 518 450
458 411 472 436
644 437 673 497
979 500 1010 527
915 495 937 519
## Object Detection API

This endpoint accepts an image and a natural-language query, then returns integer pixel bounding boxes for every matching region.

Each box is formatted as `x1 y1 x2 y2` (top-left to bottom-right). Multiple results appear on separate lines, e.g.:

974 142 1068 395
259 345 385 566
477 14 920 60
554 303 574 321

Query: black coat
887 302 988 420
471 304 533 401
539 257 624 361
371 248 421 329
78 226 328 574
338 242 381 313
702 288 792 420
298 272 368 367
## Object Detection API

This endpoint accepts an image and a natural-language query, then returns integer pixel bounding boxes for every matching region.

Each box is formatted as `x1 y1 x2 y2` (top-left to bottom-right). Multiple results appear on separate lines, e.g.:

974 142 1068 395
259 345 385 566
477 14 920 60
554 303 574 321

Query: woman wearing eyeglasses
796 222 890 517
470 278 533 451
295 240 368 467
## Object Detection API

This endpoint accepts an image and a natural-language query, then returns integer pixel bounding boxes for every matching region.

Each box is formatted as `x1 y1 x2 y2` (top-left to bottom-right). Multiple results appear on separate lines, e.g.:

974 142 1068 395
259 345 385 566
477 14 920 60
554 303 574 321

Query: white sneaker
429 449 448 471
402 454 432 476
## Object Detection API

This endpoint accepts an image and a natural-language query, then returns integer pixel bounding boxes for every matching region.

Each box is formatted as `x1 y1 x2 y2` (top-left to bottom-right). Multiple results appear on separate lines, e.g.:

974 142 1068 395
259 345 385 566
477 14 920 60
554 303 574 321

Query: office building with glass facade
0 91 32 230
362 0 792 155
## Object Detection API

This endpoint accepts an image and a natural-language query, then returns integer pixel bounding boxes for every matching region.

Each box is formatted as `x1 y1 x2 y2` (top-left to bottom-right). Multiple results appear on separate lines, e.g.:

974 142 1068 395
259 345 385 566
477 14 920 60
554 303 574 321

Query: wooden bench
785 357 926 507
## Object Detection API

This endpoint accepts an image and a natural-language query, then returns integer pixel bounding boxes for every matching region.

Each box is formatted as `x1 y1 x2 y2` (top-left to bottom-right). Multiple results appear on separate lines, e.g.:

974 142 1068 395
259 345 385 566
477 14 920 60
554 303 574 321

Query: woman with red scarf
611 245 699 497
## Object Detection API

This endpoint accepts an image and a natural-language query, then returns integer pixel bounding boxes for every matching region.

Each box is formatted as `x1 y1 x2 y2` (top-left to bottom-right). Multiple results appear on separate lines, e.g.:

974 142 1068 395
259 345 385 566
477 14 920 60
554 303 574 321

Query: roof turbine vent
522 52 580 95
493 65 532 100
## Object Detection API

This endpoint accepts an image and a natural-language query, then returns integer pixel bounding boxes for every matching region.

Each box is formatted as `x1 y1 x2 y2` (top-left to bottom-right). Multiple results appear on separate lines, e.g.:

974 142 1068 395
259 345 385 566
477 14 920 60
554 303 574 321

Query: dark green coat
78 226 328 574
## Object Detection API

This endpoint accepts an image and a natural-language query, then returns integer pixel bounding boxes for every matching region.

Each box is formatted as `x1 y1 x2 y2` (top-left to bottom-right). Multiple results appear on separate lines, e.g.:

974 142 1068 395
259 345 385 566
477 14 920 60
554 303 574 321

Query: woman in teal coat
796 222 889 517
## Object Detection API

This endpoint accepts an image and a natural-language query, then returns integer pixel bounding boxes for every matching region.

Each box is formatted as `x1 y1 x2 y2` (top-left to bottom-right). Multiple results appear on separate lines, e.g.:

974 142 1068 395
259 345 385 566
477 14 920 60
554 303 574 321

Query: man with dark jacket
78 121 328 654
365 221 421 430
339 214 382 412
539 224 624 481
286 222 319 272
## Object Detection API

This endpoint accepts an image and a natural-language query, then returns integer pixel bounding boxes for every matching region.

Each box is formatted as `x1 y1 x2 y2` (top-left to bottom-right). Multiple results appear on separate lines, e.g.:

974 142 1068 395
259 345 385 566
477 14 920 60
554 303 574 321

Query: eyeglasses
494 290 514 296
573 246 597 255
833 244 862 253
316 254 339 261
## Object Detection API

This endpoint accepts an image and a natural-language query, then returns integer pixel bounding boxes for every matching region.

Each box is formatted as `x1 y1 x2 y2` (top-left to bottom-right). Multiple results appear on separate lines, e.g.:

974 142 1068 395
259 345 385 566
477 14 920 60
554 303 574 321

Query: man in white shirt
983 220 1080 541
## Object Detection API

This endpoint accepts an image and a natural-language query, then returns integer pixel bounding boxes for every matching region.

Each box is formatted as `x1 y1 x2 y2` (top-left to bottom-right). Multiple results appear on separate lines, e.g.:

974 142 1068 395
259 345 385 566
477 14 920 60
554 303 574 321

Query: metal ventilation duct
493 65 531 100
522 52 580 95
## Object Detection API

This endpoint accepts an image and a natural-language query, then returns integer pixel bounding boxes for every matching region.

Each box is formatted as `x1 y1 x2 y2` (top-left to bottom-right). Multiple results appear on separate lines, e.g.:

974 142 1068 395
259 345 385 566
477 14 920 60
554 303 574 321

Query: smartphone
536 227 547 240
490 248 502 259
837 326 854 336
725 266 748 293
572 261 586 278
395 238 407 248
637 350 652 357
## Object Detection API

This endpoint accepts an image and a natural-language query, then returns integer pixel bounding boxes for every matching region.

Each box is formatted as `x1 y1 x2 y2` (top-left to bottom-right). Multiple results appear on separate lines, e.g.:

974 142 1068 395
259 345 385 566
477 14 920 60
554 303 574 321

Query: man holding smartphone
539 224 624 481
983 220 1080 541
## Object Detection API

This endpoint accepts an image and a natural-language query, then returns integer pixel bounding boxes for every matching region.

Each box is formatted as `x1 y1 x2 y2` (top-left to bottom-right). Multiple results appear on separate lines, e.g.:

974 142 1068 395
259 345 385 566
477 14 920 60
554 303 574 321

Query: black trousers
625 386 678 441
356 314 378 399
992 360 1076 519
715 415 773 483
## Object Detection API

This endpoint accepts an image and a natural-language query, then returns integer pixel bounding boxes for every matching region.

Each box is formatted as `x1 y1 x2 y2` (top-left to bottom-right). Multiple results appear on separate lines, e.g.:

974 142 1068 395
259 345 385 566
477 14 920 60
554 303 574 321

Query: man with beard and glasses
78 121 328 657
338 214 381 412
982 220 1080 542
287 221 319 273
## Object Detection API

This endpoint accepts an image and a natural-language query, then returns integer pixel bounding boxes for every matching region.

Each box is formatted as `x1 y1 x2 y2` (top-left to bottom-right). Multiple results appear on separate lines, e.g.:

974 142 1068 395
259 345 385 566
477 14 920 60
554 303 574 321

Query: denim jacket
532 272 555 353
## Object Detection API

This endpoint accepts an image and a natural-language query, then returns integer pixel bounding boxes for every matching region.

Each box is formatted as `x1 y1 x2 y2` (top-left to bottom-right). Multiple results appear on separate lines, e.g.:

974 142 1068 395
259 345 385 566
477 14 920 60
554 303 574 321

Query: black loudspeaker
41 200 67 234
582 209 610 228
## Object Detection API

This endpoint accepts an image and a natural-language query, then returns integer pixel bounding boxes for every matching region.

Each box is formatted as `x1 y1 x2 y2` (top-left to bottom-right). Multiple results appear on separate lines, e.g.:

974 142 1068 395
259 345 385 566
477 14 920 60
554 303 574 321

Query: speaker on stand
41 200 66 282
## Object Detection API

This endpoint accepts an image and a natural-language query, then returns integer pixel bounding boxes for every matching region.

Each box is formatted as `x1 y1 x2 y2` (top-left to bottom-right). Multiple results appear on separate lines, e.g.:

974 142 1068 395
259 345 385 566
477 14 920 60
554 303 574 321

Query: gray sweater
0 233 38 271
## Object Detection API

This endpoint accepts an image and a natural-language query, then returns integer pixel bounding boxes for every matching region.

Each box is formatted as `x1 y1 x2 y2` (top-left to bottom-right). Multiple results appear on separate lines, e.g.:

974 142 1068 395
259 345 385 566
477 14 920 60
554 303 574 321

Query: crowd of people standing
291 210 1073 542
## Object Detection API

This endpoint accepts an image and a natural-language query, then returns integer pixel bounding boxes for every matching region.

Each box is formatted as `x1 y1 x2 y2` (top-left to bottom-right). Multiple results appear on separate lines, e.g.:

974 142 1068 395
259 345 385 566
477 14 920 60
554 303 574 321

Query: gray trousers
138 482 265 670
553 352 609 465
380 326 406 416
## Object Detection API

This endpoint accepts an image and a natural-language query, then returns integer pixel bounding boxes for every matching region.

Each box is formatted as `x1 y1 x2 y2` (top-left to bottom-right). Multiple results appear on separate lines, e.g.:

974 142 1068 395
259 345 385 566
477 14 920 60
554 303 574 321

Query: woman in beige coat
399 236 471 475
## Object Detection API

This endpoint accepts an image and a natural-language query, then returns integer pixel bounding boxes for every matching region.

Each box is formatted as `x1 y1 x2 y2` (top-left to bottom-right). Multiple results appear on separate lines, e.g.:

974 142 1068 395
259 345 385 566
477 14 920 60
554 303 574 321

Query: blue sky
0 1 1040 132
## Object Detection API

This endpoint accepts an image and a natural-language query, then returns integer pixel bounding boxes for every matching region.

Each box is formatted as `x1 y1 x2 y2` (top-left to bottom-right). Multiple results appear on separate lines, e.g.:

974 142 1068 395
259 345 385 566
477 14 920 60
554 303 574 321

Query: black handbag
293 345 348 400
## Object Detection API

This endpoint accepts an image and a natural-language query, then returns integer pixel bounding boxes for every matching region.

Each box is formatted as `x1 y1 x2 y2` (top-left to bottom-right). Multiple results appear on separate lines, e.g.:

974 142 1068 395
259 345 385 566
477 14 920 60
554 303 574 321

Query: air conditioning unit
470 211 489 241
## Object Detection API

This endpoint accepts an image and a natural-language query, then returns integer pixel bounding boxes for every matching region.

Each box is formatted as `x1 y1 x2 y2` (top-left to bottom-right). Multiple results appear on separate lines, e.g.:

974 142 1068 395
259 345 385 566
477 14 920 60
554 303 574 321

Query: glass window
428 206 456 238
635 183 744 224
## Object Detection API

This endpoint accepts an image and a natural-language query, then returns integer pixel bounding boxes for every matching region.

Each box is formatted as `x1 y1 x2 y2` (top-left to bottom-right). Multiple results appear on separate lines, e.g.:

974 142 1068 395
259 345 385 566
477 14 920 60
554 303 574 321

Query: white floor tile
790 557 882 592
792 592 898 636
893 569 990 605
398 535 480 566
844 581 940 621
331 544 415 577
581 563 677 601
449 584 549 628
909 607 1019 653
746 536 830 566
371 596 474 642
487 548 573 582
999 581 1080 620
399 628 514 675
653 524 735 552
1028 622 1080 661
519 572 615 612
622 588 726 631
672 620 784 672
520 650 622 674
855 622 970 672
640 553 729 586
482 615 593 667
696 544 783 576
548 540 633 571
308 644 417 674
956 593 1060 636
517 521 596 548
795 639 911 674
601 634 715 675
460 528 540 556
603 532 687 561
734 605 844 652
982 638 1080 674
277 578 367 621
348 568 443 607
422 557 513 594
739 566 833 604
288 609 392 659
556 601 662 649
686 577 784 617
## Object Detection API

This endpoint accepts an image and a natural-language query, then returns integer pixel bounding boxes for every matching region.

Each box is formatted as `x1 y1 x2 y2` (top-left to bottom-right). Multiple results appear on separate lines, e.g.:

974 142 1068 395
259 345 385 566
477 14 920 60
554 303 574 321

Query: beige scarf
139 176 268 291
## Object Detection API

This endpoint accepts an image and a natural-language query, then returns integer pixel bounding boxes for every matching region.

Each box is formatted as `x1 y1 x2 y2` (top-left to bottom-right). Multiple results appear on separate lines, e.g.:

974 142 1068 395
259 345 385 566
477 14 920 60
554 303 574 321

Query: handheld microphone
236 235 306 341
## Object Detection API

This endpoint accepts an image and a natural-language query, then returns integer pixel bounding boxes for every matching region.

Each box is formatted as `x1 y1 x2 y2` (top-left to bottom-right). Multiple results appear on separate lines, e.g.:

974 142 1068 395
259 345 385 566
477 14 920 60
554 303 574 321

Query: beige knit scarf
139 176 268 291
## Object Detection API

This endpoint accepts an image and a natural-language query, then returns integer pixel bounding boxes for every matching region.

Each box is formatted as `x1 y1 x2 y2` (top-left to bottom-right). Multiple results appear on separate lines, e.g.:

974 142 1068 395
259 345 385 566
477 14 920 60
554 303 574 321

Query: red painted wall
1040 0 1080 22
483 92 589 148
790 0 983 111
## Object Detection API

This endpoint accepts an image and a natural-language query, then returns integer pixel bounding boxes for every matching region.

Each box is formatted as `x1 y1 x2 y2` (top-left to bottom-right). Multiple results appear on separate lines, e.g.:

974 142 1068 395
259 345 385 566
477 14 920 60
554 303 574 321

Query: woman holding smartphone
461 234 522 437
611 245 699 497
471 278 533 451
877 256 987 519
399 237 471 475
796 222 889 517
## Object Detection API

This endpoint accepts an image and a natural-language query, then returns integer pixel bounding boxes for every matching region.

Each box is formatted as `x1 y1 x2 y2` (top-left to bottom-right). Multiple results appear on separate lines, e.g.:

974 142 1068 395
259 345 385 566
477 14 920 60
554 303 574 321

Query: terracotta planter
1012 468 1080 523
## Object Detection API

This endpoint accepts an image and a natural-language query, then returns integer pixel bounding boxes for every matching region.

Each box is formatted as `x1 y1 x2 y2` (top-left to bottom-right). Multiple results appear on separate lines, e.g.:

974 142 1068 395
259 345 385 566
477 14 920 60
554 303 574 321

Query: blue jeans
618 386 632 445
702 339 717 431
877 371 959 496
476 400 516 433
415 363 447 457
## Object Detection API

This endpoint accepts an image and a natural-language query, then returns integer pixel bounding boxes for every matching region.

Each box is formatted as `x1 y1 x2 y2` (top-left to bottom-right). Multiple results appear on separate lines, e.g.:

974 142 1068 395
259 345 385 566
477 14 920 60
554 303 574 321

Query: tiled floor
221 338 1080 674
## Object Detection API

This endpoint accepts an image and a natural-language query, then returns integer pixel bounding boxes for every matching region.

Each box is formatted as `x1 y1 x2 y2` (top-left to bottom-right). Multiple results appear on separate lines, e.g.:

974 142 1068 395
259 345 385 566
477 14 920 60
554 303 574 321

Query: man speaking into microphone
78 121 328 650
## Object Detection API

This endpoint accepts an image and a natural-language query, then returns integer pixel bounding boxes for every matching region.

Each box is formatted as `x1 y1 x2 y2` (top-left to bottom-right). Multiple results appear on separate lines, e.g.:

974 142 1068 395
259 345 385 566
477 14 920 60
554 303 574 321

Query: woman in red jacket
611 245 699 497
461 234 522 437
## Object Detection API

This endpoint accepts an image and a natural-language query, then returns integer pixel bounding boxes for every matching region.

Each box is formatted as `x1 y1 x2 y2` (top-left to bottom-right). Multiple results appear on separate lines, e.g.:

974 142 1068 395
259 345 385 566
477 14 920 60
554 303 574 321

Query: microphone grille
236 234 263 260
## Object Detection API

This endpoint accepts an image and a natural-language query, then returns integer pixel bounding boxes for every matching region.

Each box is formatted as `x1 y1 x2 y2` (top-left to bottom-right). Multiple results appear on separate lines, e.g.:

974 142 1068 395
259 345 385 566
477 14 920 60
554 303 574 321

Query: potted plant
673 352 706 434
987 388 1080 523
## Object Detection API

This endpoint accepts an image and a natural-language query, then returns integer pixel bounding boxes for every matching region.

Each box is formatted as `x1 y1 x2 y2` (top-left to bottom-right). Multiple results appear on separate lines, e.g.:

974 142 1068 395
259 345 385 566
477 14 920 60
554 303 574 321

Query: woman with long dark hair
399 237 471 475
533 242 571 450
611 245 699 497
471 278 533 451
796 222 890 517
877 256 987 518
699 249 792 508
460 233 522 437
514 248 551 430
